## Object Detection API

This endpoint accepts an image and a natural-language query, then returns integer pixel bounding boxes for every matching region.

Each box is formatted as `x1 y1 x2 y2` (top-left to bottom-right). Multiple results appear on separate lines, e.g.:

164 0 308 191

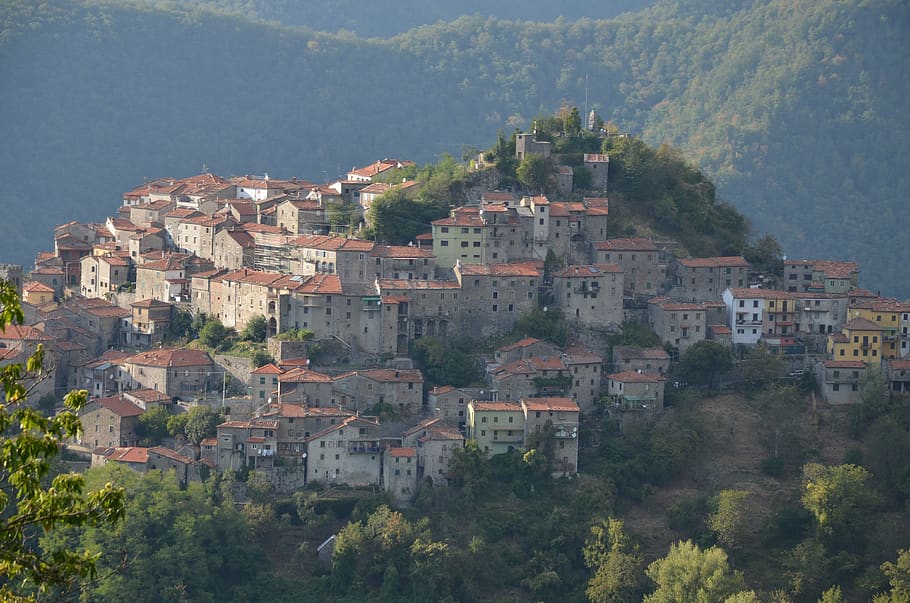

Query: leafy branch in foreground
0 280 125 601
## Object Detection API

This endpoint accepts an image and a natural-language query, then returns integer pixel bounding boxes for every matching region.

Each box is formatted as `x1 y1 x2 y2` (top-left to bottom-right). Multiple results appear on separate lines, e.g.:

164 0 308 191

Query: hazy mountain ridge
1 0 907 294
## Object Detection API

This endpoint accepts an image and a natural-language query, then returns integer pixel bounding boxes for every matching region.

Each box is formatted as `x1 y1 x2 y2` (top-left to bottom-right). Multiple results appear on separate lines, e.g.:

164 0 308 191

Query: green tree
199 317 229 349
675 340 733 388
708 490 751 552
583 517 644 603
136 405 170 445
516 153 555 194
643 540 745 603
740 343 784 391
240 315 267 343
874 548 910 603
168 307 196 341
0 281 125 601
574 166 593 190
43 465 264 602
744 234 784 281
183 405 223 444
801 463 877 546
564 106 582 135
818 585 845 602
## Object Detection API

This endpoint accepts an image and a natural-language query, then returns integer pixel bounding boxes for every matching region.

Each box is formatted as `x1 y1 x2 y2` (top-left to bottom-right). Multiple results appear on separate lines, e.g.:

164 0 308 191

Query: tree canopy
0 280 125 601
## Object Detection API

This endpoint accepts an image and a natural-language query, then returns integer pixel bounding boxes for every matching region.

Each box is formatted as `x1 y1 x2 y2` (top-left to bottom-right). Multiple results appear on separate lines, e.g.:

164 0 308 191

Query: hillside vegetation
1 0 908 296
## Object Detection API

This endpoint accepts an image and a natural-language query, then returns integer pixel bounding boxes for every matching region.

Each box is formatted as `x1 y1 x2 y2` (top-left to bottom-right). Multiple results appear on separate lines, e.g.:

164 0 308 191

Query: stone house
276 199 329 235
611 346 671 375
72 349 132 399
215 418 278 471
592 238 663 298
427 385 475 429
583 154 610 190
250 363 284 403
259 403 355 459
130 299 173 347
371 245 436 281
606 370 667 411
66 298 131 351
128 199 176 227
552 264 624 329
331 369 423 415
135 252 211 303
0 323 57 401
827 317 885 363
401 418 464 487
146 446 199 485
291 235 375 283
77 394 145 449
276 368 334 407
521 397 580 476
454 261 540 337
784 260 859 294
375 278 462 342
306 415 382 486
648 297 708 356
212 228 255 270
383 447 419 505
79 253 132 299
669 256 750 302
493 337 560 365
174 214 238 259
127 228 167 260
120 347 214 399
885 358 910 395
814 360 867 405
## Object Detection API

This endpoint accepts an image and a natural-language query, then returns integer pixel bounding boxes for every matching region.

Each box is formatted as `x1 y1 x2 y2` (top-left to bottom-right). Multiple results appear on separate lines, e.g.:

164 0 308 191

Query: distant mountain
1 0 907 295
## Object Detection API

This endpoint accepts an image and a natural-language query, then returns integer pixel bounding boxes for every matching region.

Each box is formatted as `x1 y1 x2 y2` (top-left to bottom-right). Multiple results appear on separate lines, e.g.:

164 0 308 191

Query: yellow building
847 299 908 360
467 401 525 457
22 281 55 305
827 317 885 363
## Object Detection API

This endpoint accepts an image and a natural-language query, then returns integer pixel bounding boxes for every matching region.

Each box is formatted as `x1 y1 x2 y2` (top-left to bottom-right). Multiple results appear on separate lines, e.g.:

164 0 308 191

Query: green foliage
603 137 747 257
169 307 197 341
511 307 568 346
875 549 910 603
136 405 170 445
739 343 784 392
643 540 745 603
516 153 555 194
708 490 750 551
240 315 268 343
43 465 267 602
199 316 230 349
583 517 645 603
744 234 784 281
675 340 733 388
249 349 274 369
410 336 480 388
612 321 662 349
274 327 314 342
184 405 223 444
818 585 845 603
801 463 877 546
0 280 125 602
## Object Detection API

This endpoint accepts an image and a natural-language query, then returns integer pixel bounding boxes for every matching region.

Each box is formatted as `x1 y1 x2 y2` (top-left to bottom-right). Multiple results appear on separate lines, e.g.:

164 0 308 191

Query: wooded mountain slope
1 0 907 294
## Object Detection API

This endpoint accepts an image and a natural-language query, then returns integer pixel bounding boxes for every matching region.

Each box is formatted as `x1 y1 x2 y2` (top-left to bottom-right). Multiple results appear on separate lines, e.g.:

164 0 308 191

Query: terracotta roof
307 415 379 442
125 347 213 368
23 281 54 293
613 346 670 360
94 395 145 417
553 264 622 278
823 360 867 369
278 368 332 384
648 297 707 311
334 369 423 383
149 446 194 465
389 447 417 458
200 437 217 447
371 245 434 259
593 237 657 251
888 359 910 370
457 263 540 277
251 363 283 375
497 337 542 352
843 317 883 331
124 389 171 404
104 447 149 464
294 235 375 252
678 256 749 268
377 279 460 291
608 370 667 383
131 299 173 309
0 324 54 341
471 401 522 412
522 397 580 413
481 191 517 202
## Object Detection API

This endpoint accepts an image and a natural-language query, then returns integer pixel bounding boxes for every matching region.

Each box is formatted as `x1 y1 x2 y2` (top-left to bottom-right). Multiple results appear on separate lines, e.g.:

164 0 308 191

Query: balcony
553 425 578 439
349 442 381 455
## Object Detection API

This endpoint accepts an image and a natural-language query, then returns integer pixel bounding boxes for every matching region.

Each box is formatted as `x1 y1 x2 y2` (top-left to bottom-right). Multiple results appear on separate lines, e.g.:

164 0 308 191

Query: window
440 240 449 246
461 242 469 248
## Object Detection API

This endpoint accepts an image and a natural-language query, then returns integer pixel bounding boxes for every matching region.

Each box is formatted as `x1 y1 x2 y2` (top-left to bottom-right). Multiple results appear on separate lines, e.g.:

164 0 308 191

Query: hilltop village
2 139 907 506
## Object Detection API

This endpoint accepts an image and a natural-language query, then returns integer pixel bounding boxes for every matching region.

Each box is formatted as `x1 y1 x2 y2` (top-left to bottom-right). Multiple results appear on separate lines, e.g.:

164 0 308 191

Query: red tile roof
457 263 540 277
608 370 667 383
553 264 622 278
95 395 145 417
522 397 580 413
593 237 657 251
678 256 749 268
389 447 417 458
125 347 213 368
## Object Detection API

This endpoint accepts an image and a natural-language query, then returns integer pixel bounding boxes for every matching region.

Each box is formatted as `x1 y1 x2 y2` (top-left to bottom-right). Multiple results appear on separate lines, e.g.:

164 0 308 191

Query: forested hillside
1 0 907 294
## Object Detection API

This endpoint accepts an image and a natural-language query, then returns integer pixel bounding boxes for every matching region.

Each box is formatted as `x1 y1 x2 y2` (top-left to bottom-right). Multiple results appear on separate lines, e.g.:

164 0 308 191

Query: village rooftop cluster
1 148 907 503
